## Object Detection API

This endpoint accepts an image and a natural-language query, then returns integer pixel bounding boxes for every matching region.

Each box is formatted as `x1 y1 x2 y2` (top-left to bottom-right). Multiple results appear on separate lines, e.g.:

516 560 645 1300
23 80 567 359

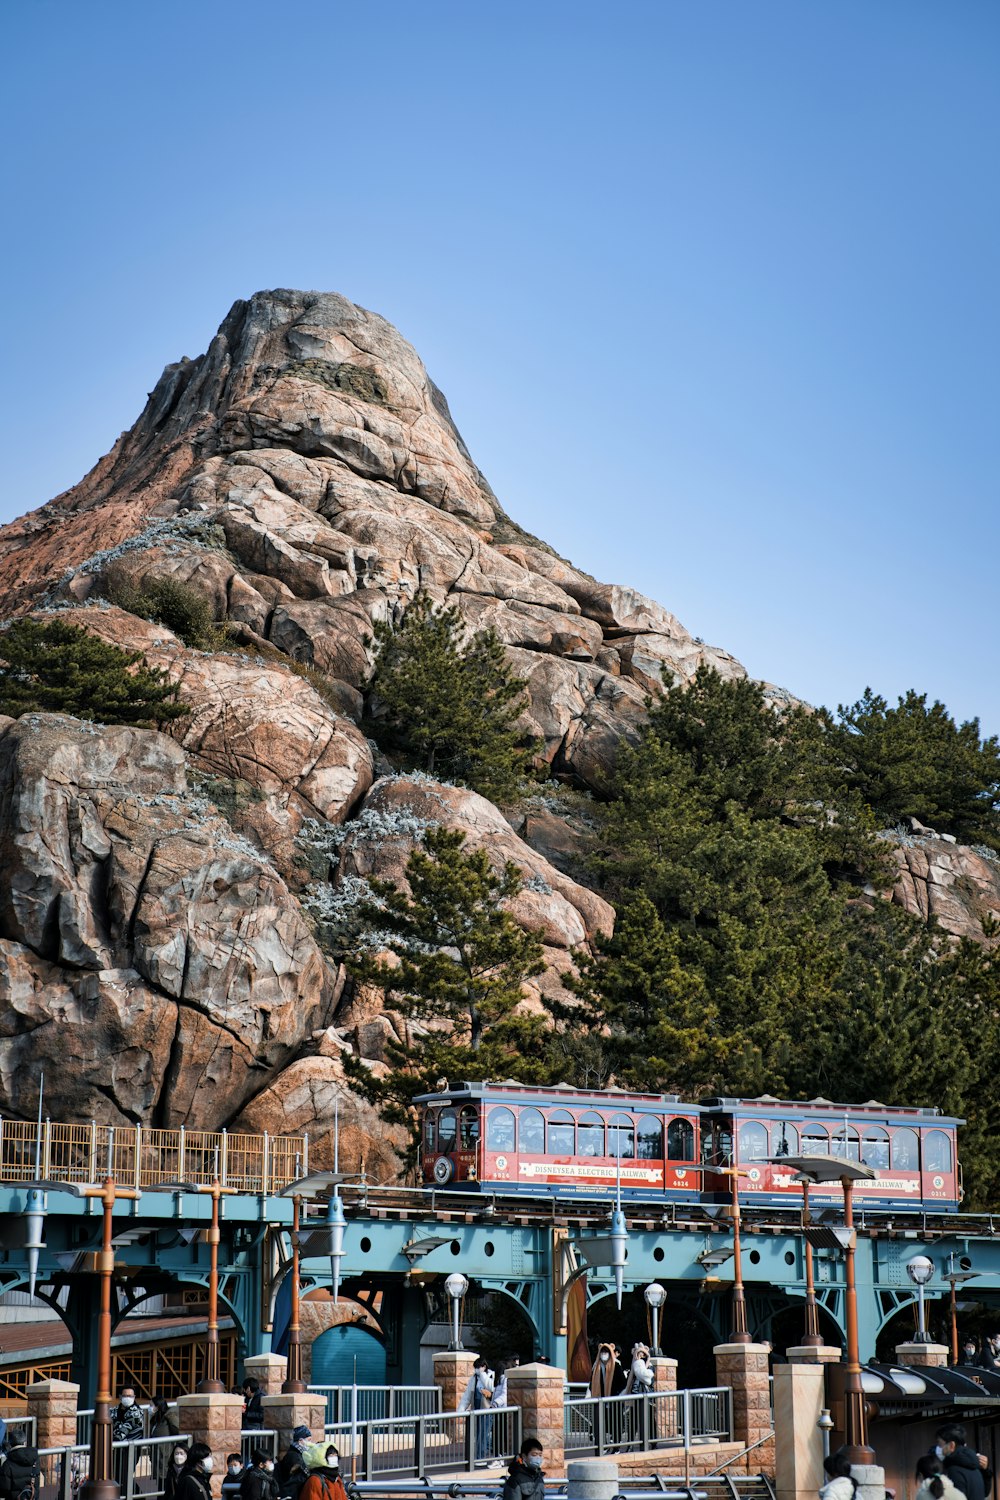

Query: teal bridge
4 1122 1000 1397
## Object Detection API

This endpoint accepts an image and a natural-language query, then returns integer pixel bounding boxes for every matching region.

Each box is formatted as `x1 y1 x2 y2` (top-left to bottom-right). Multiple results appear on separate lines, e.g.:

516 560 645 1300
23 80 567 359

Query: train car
700 1095 964 1212
416 1081 703 1199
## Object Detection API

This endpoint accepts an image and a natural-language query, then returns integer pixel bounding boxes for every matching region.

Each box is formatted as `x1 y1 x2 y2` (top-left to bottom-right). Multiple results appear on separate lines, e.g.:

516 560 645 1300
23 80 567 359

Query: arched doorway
311 1321 386 1387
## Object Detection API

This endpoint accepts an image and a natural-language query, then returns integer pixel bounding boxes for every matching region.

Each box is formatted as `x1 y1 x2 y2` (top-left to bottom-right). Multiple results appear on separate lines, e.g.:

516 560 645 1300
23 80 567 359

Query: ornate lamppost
445 1272 470 1351
946 1264 978 1365
278 1170 352 1391
79 1172 142 1500
644 1282 667 1356
716 1166 752 1343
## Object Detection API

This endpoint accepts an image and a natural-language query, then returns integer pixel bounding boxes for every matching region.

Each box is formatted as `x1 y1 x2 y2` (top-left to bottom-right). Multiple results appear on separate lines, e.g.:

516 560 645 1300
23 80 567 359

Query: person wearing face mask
589 1343 625 1398
221 1454 246 1500
111 1388 143 1443
165 1446 190 1500
276 1428 312 1500
175 1444 215 1500
503 1438 545 1500
299 1445 349 1500
241 1451 279 1500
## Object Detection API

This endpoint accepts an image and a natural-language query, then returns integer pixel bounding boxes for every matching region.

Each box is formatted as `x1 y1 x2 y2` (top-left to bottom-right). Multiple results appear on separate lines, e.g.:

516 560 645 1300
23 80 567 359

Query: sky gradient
2 1 998 732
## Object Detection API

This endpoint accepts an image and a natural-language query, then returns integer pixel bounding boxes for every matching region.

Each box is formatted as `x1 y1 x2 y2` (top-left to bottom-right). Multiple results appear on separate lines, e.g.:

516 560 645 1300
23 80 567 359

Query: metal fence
321 1406 521 1478
564 1387 732 1458
4 1415 38 1446
239 1429 279 1466
39 1434 192 1500
0 1118 307 1194
309 1386 442 1425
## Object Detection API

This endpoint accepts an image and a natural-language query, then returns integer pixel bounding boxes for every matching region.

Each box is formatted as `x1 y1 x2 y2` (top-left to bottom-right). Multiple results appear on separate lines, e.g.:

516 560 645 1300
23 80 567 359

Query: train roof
412 1080 686 1106
701 1093 965 1125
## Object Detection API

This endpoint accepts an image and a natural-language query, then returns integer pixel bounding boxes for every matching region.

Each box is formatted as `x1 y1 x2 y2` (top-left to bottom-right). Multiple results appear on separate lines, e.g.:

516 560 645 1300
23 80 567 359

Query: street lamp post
946 1269 978 1365
644 1283 667 1356
79 1174 141 1500
445 1272 469 1351
283 1192 307 1393
277 1170 353 1389
906 1256 935 1345
800 1181 824 1347
198 1176 231 1393
717 1167 752 1344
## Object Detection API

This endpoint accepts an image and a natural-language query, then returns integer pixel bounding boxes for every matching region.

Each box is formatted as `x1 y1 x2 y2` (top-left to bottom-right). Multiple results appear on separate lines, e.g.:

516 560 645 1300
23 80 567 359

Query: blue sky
2 0 998 732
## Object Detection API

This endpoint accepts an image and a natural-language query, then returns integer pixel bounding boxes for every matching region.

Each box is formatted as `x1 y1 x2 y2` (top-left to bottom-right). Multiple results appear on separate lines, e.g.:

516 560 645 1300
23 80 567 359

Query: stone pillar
785 1345 842 1364
506 1362 565 1472
773 1362 825 1500
175 1394 245 1465
650 1356 678 1393
714 1342 772 1449
26 1379 80 1452
259 1392 326 1455
850 1464 888 1500
433 1350 477 1413
566 1458 619 1500
243 1353 288 1396
895 1341 949 1368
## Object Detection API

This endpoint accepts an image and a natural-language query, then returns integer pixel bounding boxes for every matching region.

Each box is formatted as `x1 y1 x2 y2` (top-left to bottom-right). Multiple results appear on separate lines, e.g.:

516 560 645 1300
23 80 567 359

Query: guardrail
309 1385 442 1425
5 1415 38 1447
239 1429 279 1466
564 1387 732 1458
321 1406 521 1478
39 1433 192 1500
0 1118 307 1194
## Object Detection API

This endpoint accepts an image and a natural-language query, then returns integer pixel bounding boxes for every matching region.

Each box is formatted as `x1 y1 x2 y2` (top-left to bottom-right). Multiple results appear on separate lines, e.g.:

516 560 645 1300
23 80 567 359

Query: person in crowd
276 1427 312 1499
242 1381 264 1431
165 1445 190 1500
960 1339 979 1366
111 1388 143 1443
0 1442 39 1500
299 1444 348 1500
221 1454 245 1500
240 1451 279 1500
589 1343 626 1397
624 1343 654 1394
151 1399 179 1442
502 1438 544 1500
819 1451 857 1500
493 1360 509 1409
916 1456 963 1500
175 1444 215 1500
937 1425 993 1500
457 1357 495 1412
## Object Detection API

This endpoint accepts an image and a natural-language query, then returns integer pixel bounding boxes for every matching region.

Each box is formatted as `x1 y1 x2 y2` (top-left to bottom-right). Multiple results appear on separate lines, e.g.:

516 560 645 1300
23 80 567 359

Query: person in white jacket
819 1452 857 1500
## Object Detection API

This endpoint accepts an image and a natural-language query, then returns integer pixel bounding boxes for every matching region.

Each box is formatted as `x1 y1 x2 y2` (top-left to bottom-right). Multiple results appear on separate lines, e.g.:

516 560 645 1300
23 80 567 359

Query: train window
486 1107 516 1152
547 1110 575 1155
861 1127 889 1169
891 1127 919 1170
520 1108 544 1153
424 1115 436 1153
609 1114 635 1159
737 1121 769 1162
667 1118 695 1161
438 1110 457 1151
637 1116 664 1160
459 1107 480 1149
801 1122 830 1155
770 1122 798 1158
832 1126 861 1162
578 1113 605 1157
923 1129 952 1173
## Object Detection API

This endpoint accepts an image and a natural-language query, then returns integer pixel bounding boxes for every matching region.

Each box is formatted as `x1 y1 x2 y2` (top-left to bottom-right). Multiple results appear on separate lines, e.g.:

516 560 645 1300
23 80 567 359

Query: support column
895 1341 949 1368
175 1394 245 1466
773 1362 825 1500
713 1342 772 1449
650 1357 678 1393
506 1362 565 1473
434 1350 477 1413
242 1354 288 1395
26 1379 80 1452
785 1345 841 1364
259 1393 326 1456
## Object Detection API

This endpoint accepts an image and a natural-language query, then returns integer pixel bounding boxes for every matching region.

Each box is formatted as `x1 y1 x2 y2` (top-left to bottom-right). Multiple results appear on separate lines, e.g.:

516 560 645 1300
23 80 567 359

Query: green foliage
0 618 187 727
104 572 221 648
345 826 548 1152
366 592 536 802
827 688 1000 849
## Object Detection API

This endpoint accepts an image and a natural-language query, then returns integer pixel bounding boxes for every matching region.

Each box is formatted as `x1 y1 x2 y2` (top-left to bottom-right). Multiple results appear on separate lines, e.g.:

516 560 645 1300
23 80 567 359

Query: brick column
895 1341 949 1368
713 1342 772 1449
243 1354 288 1395
650 1356 678 1393
773 1361 825 1500
506 1361 565 1473
433 1350 477 1413
785 1345 841 1364
259 1392 326 1455
26 1379 79 1452
175 1394 245 1466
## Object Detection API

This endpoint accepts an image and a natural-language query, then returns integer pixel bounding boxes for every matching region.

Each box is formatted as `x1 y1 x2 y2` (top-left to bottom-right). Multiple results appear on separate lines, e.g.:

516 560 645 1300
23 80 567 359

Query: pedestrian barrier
240 1429 279 1466
308 1385 442 1425
564 1387 732 1459
38 1433 191 1500
321 1405 522 1478
4 1415 38 1446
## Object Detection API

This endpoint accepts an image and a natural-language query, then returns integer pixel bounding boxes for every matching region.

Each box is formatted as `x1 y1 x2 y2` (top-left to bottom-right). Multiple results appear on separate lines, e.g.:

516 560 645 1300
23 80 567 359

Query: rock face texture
885 828 1000 940
0 288 992 1153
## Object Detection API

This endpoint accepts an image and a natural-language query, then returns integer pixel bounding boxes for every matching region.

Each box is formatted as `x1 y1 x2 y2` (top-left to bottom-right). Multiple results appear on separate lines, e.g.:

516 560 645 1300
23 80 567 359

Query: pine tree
0 618 187 727
366 593 535 801
345 827 548 1145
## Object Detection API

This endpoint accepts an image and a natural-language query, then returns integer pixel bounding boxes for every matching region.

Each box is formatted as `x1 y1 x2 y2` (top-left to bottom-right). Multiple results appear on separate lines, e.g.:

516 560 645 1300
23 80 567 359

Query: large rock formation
0 288 992 1153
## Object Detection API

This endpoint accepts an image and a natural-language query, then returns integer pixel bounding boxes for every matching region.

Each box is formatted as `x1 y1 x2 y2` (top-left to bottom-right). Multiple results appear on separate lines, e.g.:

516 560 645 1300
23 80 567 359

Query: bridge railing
240 1429 279 1465
309 1385 442 1425
5 1414 38 1446
0 1119 308 1193
321 1406 522 1478
564 1386 732 1458
39 1433 192 1500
